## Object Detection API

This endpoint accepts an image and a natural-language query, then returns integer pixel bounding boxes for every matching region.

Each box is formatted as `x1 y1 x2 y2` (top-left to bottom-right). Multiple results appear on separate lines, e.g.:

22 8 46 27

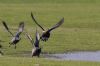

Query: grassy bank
0 0 100 66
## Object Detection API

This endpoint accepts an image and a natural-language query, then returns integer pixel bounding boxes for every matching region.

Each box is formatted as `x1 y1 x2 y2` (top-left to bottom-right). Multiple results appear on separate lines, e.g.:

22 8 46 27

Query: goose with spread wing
25 29 41 57
31 12 64 41
2 21 24 49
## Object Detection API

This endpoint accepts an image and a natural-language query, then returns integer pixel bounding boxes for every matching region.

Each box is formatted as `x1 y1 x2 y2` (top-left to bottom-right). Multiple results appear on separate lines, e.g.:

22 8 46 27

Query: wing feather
2 21 14 36
25 32 33 45
31 12 45 31
15 22 24 37
47 18 64 32
34 29 40 47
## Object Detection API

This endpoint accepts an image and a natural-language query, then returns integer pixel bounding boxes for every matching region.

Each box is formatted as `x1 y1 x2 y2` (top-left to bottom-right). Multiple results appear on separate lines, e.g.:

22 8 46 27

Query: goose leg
14 45 16 49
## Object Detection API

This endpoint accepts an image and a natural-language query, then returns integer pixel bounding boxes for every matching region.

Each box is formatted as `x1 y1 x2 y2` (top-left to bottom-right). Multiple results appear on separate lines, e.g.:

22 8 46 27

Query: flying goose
2 21 24 49
25 29 41 57
31 12 64 41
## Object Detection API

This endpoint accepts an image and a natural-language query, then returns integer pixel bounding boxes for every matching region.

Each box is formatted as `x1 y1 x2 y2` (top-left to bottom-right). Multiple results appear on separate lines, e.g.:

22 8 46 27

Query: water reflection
44 51 100 62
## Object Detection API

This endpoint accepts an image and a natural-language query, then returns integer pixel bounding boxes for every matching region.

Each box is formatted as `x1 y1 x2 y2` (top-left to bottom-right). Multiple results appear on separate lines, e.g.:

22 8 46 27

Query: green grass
1 1 100 54
0 0 100 66
0 56 100 66
0 0 99 4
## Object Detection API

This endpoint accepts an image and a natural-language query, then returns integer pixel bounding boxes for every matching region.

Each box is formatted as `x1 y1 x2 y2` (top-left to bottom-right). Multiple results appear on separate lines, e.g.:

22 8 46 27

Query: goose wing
2 21 14 36
31 12 45 31
15 22 24 37
34 29 40 47
25 32 33 45
47 18 64 32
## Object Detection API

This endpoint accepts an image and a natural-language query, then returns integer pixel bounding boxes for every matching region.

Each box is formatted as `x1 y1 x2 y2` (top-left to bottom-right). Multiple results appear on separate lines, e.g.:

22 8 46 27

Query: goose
25 29 41 57
31 12 64 41
2 21 24 49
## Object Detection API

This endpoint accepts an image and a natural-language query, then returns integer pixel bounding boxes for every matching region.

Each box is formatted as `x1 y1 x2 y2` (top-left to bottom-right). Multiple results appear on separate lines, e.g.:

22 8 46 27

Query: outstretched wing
47 18 64 32
34 29 40 47
15 22 24 37
31 12 45 31
25 32 33 45
2 21 14 36
18 22 24 33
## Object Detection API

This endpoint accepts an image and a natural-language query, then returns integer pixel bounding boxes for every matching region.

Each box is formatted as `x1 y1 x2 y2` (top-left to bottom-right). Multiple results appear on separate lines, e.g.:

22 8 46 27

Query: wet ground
6 51 100 62
43 51 100 62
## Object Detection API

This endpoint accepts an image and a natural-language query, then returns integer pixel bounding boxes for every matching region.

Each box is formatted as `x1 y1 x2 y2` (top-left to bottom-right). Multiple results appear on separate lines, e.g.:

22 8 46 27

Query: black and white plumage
31 12 64 41
2 21 24 49
25 29 41 57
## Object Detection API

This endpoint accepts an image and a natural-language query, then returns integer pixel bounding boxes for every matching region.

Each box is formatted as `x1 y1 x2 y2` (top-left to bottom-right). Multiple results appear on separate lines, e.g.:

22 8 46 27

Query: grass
0 0 100 66
1 2 100 54
0 0 99 4
0 56 100 66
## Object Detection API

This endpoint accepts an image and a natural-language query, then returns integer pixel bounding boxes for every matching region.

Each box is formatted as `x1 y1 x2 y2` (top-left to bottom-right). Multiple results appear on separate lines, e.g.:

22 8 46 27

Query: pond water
43 51 100 62
11 51 100 62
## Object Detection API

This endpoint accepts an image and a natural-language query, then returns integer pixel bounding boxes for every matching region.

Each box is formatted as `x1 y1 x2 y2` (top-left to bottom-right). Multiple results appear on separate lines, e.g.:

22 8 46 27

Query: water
15 51 100 62
44 51 100 62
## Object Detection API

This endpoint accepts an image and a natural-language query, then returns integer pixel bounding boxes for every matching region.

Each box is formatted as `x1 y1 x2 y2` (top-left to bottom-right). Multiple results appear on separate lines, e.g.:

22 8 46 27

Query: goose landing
25 29 41 57
2 21 24 49
31 12 64 42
